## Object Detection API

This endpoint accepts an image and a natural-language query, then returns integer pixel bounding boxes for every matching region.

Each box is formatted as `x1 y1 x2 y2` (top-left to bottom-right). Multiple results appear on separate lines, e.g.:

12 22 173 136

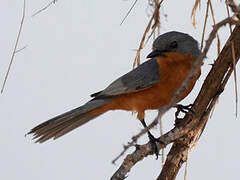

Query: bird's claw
174 104 195 126
175 104 194 114
147 132 164 160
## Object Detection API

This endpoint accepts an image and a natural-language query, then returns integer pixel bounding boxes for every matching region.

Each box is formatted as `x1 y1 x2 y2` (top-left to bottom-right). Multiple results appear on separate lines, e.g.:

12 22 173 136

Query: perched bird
28 31 201 152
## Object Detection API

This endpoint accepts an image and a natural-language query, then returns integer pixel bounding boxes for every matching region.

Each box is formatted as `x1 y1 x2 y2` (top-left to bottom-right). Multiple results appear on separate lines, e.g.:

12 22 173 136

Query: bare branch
200 0 210 50
120 0 138 25
158 114 165 166
226 0 239 116
209 0 221 55
1 0 26 94
32 0 57 17
231 42 238 116
15 45 27 54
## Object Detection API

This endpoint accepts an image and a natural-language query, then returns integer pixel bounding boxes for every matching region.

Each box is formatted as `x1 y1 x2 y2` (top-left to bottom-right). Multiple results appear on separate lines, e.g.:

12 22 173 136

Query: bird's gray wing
91 58 160 98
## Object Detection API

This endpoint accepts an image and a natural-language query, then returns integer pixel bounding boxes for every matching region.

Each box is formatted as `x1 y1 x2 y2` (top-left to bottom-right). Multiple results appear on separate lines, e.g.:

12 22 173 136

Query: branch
120 0 138 25
227 0 240 19
1 0 26 94
111 20 240 180
225 0 239 116
32 0 57 17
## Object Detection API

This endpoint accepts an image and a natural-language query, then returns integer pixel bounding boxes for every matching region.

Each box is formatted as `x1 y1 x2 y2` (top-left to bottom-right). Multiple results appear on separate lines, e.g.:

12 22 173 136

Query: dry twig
191 0 201 27
1 0 26 94
132 0 164 68
200 0 210 50
120 0 138 25
226 0 239 116
32 0 57 17
209 0 221 55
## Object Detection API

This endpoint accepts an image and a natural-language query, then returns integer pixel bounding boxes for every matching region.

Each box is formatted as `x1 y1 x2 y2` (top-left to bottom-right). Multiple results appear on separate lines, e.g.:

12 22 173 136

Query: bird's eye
170 41 178 49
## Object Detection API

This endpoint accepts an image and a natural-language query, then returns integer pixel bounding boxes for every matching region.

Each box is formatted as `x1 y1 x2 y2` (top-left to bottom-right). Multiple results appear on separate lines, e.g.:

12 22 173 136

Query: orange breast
89 52 201 119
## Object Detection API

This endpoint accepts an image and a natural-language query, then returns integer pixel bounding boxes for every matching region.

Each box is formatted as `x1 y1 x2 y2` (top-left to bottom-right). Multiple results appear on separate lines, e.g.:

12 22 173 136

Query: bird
28 31 201 150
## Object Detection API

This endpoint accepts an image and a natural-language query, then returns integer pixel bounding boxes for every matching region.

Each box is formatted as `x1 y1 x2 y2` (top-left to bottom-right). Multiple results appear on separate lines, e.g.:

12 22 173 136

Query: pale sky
1 0 240 180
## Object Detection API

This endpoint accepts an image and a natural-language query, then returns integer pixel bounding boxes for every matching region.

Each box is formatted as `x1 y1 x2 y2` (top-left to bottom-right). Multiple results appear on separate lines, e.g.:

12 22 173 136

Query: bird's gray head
147 31 201 59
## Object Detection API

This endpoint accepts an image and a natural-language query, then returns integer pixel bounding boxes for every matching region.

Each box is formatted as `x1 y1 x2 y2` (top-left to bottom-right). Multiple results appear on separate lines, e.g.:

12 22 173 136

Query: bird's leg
174 104 194 126
140 119 159 159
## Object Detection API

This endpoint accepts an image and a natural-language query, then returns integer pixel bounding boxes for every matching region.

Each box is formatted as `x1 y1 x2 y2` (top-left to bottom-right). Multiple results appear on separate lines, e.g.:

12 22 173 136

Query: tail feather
28 98 112 143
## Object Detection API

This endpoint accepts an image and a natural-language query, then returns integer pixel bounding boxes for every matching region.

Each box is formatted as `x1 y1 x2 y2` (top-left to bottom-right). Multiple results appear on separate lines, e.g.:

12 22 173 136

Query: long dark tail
28 98 112 143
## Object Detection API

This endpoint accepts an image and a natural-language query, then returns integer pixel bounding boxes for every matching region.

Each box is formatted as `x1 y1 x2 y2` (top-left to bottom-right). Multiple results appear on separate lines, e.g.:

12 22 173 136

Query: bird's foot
174 104 194 126
140 118 165 159
147 132 164 160
175 104 194 114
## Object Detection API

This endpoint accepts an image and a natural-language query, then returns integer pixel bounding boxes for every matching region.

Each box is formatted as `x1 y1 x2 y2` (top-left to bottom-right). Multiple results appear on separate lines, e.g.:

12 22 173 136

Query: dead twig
133 0 164 68
15 45 27 54
226 0 239 116
145 0 162 45
1 0 26 94
32 0 57 17
120 0 138 25
200 0 210 50
158 113 165 166
209 0 221 55
191 0 201 27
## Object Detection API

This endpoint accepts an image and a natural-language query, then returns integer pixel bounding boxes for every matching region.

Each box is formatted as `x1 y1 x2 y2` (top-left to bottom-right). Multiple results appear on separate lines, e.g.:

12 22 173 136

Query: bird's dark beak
146 50 164 58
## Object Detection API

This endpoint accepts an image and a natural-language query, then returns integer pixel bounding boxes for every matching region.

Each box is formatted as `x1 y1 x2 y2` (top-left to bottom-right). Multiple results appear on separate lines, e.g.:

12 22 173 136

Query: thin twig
200 0 210 50
15 45 27 54
32 0 57 17
184 154 188 180
231 43 238 116
158 114 165 166
120 0 138 25
145 0 162 46
1 0 26 94
226 0 238 117
209 0 221 55
133 0 164 68
191 0 201 27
